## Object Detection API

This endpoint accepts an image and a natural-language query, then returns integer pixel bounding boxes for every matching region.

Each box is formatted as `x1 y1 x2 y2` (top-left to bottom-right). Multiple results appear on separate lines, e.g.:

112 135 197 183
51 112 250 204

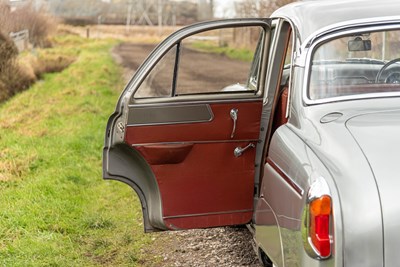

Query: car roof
272 0 400 44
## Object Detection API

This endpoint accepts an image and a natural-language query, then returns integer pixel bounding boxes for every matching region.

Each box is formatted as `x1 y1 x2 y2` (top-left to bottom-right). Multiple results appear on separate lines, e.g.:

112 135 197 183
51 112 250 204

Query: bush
0 2 56 48
0 2 64 102
0 35 17 62
0 61 36 102
0 32 30 102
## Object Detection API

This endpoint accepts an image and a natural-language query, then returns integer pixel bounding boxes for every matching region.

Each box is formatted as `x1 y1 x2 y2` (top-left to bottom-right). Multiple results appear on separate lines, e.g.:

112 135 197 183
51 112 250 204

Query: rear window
309 29 400 100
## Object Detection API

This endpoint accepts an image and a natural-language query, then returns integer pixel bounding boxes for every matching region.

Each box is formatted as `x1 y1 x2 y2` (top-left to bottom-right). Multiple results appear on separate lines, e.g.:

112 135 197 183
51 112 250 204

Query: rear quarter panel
256 125 343 266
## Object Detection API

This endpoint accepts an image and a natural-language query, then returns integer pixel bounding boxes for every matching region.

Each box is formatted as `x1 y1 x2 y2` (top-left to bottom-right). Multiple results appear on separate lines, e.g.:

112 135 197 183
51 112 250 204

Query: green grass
0 35 155 266
190 41 255 62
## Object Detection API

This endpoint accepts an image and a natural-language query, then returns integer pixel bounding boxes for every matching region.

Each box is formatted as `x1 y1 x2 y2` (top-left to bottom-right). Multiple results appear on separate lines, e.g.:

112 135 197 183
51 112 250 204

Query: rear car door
103 19 272 232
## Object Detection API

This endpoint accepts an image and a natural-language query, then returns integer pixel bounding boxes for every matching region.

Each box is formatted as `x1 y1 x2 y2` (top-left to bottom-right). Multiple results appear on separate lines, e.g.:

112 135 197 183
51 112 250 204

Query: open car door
103 19 272 232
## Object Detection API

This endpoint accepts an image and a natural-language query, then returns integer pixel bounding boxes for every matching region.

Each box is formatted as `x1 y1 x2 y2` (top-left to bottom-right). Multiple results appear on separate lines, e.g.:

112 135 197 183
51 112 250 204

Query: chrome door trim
130 139 260 147
129 95 263 107
267 157 304 196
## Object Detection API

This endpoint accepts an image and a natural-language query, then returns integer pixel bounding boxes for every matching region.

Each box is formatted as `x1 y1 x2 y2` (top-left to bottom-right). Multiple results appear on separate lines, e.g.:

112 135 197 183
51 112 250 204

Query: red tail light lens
309 195 331 258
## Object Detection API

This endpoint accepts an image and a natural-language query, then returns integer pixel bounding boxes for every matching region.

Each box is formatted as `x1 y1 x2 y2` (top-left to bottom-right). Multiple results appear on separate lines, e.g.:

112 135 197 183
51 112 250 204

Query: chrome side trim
163 209 253 219
267 158 304 196
302 22 400 105
127 104 213 126
130 139 260 147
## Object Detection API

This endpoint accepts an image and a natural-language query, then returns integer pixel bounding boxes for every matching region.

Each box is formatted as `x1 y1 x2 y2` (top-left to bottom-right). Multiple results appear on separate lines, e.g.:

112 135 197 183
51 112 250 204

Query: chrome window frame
303 20 400 105
266 17 301 119
284 21 297 119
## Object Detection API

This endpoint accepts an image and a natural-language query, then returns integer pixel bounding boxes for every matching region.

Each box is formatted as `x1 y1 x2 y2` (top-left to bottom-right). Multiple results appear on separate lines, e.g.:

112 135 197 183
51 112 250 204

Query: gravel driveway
143 227 262 266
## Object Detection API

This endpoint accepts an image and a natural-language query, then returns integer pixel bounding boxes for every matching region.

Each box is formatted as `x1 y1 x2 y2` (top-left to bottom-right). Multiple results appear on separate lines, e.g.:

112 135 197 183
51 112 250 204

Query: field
60 24 179 44
0 34 158 266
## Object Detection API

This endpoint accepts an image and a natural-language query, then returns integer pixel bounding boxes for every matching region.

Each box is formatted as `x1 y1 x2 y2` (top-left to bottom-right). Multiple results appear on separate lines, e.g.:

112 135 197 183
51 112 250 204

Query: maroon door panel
146 142 256 229
135 144 194 165
126 101 262 229
125 101 263 144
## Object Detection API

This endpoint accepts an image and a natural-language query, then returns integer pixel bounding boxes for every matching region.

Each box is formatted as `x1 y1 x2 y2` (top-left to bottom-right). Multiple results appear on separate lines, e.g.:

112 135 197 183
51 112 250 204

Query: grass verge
190 41 254 62
0 34 156 266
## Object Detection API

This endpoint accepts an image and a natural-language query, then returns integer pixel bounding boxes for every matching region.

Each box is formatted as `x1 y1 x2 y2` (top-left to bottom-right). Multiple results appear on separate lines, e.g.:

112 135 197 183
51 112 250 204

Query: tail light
303 177 333 259
309 195 331 258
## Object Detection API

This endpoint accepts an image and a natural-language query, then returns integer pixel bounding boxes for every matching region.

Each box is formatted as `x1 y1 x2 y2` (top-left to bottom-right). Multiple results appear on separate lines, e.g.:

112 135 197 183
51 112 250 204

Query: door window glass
134 26 265 98
134 46 176 98
175 27 263 95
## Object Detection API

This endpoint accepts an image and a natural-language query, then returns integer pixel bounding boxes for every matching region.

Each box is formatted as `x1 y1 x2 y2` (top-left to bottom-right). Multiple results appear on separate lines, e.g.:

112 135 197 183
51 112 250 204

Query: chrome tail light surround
302 176 333 260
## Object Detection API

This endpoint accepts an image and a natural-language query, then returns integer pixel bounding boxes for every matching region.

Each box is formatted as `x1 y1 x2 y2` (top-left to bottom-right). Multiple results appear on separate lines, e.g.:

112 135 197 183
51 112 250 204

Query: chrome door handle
234 143 255 157
230 108 238 138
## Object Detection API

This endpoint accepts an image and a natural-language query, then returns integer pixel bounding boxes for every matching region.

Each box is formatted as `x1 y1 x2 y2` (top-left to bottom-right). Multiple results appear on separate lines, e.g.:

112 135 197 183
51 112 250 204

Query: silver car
103 1 400 266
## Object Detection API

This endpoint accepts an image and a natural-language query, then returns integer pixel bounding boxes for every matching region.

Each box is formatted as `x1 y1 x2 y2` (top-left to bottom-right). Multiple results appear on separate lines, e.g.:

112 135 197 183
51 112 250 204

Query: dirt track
112 43 261 267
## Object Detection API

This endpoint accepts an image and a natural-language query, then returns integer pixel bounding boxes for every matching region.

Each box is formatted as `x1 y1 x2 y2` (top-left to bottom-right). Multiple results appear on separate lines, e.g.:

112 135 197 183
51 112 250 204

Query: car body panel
290 99 400 266
288 91 390 266
346 110 400 266
272 0 400 44
257 124 341 266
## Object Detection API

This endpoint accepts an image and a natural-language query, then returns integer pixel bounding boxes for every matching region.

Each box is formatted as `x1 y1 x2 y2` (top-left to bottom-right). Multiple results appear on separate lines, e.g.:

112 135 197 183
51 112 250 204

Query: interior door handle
230 108 238 138
234 143 255 157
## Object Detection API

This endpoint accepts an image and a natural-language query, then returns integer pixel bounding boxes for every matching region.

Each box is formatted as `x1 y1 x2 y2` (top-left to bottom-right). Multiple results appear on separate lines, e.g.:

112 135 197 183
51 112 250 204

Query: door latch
230 108 238 138
234 143 255 157
117 122 125 133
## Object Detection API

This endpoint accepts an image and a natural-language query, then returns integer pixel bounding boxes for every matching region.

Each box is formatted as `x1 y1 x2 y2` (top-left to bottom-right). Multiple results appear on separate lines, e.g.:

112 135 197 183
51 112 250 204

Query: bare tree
0 3 13 35
236 0 297 17
198 0 213 21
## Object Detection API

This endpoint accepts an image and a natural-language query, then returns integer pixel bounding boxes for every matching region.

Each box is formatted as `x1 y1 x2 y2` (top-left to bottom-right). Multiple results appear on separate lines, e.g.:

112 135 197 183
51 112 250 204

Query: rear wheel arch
103 143 166 232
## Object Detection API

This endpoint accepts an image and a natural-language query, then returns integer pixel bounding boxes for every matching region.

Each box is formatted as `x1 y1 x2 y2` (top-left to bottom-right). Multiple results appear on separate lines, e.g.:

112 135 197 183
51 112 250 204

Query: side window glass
175 27 263 95
246 32 265 91
284 37 293 65
134 26 265 99
134 46 177 98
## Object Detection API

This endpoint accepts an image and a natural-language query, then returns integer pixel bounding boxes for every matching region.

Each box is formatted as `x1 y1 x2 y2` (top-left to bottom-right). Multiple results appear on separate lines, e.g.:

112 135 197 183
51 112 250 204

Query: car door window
134 26 265 98
176 27 263 95
134 45 177 98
